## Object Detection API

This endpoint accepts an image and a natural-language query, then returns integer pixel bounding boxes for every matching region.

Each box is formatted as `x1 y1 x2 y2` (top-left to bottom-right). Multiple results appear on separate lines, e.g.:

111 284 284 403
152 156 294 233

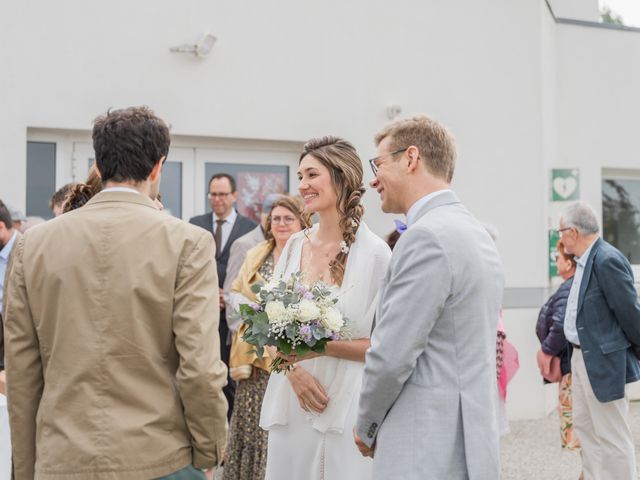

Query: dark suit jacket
574 237 640 402
188 211 257 289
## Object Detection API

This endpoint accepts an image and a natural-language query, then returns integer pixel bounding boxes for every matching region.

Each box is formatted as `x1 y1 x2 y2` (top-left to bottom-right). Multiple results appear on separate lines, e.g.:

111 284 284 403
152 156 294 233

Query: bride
260 136 391 479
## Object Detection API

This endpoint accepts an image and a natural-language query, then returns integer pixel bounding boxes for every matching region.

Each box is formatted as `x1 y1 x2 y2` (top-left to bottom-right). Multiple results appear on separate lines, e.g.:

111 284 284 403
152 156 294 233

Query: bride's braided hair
299 136 365 286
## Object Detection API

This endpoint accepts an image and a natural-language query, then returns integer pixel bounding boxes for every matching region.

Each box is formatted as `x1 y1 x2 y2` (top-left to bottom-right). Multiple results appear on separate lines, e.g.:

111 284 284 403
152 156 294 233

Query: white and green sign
552 169 580 201
549 229 560 278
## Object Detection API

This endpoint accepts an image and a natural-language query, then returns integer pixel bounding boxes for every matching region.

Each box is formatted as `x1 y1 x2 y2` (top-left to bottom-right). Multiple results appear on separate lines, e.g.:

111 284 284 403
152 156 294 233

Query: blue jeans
154 465 206 480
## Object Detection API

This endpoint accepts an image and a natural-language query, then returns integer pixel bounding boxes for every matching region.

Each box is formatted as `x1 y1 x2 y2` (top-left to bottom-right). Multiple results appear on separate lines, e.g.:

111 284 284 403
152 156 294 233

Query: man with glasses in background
190 173 257 419
557 201 640 480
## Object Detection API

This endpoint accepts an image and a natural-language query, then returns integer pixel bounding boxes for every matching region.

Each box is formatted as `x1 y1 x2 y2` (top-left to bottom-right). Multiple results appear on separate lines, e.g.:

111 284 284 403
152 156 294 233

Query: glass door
163 146 195 220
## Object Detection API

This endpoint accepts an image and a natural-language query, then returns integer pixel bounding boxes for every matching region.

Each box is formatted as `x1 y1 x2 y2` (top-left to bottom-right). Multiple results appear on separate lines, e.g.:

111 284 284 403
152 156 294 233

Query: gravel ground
500 400 640 479
215 401 640 479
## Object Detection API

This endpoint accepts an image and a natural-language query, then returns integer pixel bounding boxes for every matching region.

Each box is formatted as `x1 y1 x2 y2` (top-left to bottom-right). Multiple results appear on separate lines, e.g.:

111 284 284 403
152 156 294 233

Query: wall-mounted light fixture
169 33 217 58
386 104 402 120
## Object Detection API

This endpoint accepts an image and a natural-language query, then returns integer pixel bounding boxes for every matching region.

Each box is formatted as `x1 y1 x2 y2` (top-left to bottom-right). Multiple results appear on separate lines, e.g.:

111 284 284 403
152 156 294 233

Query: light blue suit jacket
356 191 504 480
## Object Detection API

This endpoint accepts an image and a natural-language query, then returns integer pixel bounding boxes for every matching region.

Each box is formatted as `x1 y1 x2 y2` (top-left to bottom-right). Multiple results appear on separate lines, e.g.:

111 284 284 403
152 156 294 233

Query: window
159 161 182 218
26 141 56 219
602 170 640 265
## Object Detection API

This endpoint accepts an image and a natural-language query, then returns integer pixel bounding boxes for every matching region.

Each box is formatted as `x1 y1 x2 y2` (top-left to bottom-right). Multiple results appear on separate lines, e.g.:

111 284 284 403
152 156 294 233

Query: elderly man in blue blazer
559 201 640 480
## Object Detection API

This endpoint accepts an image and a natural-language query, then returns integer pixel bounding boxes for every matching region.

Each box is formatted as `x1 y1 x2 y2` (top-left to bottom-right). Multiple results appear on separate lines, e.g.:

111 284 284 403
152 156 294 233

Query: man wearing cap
6 205 26 233
223 192 283 329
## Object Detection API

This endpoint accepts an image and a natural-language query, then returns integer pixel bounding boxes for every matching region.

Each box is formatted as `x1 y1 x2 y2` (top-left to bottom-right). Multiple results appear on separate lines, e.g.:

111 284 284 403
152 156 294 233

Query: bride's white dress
260 223 391 480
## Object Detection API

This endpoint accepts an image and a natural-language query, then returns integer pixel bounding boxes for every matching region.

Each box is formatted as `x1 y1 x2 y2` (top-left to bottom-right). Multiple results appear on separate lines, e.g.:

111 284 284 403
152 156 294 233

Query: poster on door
204 163 290 223
237 171 288 222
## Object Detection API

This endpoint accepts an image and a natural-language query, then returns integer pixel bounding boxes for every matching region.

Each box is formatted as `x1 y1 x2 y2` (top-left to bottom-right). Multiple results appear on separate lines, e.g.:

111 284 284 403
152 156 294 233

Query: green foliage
600 5 624 25
279 340 292 355
239 303 256 316
312 324 326 340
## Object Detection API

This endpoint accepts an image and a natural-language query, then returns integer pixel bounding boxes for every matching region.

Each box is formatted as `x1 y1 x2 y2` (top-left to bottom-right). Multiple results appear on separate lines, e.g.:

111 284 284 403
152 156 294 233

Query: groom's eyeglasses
368 148 408 176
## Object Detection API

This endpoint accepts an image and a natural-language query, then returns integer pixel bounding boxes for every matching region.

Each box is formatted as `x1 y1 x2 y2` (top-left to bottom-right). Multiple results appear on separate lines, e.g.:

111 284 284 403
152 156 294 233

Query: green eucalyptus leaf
279 340 292 355
239 303 256 316
285 324 297 339
255 345 264 358
293 343 310 356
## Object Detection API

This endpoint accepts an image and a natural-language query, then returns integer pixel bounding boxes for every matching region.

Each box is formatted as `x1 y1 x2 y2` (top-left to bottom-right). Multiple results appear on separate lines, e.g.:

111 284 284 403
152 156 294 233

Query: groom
355 115 504 479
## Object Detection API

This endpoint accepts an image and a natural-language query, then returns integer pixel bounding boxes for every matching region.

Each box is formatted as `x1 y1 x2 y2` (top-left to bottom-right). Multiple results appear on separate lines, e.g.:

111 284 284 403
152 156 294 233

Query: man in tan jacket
3 106 228 480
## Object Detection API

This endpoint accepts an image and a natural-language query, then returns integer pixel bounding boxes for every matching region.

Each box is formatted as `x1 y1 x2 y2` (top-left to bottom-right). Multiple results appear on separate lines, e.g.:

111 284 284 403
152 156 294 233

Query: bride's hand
286 366 329 413
277 350 320 368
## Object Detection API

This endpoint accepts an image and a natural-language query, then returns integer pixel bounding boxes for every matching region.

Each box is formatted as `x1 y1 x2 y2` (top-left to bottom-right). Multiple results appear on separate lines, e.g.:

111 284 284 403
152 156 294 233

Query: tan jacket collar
85 190 158 210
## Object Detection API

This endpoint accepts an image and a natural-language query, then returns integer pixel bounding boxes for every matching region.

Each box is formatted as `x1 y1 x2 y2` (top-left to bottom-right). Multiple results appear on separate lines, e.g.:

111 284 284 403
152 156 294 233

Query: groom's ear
405 145 421 173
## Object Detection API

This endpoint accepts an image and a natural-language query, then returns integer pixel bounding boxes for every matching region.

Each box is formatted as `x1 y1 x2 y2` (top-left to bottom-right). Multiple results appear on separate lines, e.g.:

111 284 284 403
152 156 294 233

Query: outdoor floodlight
169 33 217 58
386 104 402 120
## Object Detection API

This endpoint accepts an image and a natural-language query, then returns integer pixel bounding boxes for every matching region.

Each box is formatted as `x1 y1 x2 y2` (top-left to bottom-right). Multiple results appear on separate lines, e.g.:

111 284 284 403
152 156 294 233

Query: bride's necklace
300 236 340 285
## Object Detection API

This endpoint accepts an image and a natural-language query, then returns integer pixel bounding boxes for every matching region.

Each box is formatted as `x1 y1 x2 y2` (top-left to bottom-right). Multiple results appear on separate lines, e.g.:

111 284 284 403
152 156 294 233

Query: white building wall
0 0 550 289
501 0 561 422
1 1 640 418
557 23 640 214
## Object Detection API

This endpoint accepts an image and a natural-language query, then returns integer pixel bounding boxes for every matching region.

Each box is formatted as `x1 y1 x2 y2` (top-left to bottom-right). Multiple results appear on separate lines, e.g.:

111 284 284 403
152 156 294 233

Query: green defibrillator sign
551 169 580 202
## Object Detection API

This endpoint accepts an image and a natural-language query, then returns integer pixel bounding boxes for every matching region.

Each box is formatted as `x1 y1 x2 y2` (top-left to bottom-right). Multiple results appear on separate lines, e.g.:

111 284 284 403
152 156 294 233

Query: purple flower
303 291 314 301
299 324 313 342
249 302 261 311
330 331 341 341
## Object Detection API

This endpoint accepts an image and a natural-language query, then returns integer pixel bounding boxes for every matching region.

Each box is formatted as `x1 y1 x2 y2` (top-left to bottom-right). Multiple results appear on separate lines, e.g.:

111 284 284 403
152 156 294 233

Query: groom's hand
353 428 375 458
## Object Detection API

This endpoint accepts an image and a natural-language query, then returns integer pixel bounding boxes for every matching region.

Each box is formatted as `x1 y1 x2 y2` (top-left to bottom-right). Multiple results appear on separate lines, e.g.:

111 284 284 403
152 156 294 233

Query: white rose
265 301 287 324
298 299 321 323
322 307 344 332
264 279 280 293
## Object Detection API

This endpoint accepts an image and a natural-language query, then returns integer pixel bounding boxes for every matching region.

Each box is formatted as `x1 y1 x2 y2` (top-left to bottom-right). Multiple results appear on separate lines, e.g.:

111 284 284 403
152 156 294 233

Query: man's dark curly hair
92 106 170 183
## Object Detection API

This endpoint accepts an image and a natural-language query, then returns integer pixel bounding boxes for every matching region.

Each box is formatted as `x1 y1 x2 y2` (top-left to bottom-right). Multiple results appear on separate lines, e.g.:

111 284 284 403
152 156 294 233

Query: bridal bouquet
237 272 349 372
